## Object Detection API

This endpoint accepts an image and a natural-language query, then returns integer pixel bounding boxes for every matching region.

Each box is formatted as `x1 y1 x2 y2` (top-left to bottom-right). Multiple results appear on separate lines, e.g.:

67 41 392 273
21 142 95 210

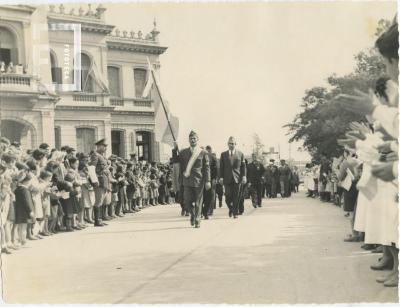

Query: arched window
80 53 94 92
0 27 18 66
134 68 147 98
50 51 62 84
107 66 121 97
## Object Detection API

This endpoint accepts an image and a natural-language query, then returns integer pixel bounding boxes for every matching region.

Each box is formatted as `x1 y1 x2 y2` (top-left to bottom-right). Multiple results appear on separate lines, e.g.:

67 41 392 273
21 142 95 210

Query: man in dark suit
278 159 292 198
264 159 273 198
265 159 279 198
202 145 218 219
247 155 265 208
219 136 247 218
172 131 211 228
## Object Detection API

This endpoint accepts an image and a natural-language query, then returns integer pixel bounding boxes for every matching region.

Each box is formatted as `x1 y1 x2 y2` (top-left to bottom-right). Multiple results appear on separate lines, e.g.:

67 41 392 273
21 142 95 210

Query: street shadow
81 226 191 235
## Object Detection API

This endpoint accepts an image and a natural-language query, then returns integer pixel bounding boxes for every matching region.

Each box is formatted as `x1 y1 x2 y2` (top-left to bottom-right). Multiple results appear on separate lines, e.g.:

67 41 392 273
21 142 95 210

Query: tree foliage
285 19 390 162
252 133 265 162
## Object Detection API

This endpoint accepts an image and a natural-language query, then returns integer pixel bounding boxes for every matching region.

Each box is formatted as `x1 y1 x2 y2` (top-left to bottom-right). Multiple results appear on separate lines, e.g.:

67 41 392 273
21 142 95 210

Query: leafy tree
285 19 390 162
252 133 265 162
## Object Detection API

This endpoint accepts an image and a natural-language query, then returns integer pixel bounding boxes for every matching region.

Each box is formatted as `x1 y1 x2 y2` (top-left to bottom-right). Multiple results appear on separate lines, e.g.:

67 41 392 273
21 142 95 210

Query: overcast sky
105 1 396 160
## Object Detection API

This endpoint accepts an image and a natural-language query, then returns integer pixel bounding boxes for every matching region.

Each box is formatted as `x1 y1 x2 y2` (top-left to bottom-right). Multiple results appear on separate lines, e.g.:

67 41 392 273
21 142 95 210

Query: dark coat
219 150 246 184
14 185 34 224
278 165 291 180
172 147 211 188
247 162 265 184
208 152 219 180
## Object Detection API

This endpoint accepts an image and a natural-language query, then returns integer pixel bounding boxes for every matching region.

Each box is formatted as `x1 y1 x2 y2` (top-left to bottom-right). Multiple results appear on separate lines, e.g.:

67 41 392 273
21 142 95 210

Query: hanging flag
162 114 179 147
142 57 154 98
143 57 179 147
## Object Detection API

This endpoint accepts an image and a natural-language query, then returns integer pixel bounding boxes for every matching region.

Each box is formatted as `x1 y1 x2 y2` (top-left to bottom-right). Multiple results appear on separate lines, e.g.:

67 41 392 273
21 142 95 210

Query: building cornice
47 15 115 34
112 110 155 116
107 39 167 55
56 105 116 112
0 5 36 14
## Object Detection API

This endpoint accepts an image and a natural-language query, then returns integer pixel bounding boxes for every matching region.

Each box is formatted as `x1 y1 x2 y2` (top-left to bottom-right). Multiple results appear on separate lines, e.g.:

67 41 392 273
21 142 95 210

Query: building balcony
73 92 98 102
56 91 110 108
110 97 153 108
0 73 35 93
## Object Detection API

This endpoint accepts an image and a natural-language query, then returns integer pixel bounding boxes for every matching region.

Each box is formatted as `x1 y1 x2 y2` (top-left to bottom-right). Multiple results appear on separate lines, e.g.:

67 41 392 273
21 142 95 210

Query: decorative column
104 119 112 157
41 109 55 147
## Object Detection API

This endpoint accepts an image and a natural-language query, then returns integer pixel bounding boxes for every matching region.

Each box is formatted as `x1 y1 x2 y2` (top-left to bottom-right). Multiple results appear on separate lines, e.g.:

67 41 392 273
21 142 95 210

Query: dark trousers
265 182 271 198
177 186 187 213
249 183 263 207
202 184 216 217
158 185 166 204
271 180 278 198
183 185 204 225
224 182 240 216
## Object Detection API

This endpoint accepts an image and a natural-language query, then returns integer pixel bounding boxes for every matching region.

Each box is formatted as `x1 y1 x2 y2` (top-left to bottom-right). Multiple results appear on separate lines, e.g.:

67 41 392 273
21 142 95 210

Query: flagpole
150 69 177 143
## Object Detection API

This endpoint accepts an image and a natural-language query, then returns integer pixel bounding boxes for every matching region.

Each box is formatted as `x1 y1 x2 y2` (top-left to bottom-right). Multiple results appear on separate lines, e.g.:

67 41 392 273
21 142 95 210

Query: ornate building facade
0 4 170 161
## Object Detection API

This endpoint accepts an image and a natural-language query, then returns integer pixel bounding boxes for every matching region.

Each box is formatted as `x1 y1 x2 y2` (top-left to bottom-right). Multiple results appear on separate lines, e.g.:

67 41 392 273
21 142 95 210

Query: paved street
3 192 398 304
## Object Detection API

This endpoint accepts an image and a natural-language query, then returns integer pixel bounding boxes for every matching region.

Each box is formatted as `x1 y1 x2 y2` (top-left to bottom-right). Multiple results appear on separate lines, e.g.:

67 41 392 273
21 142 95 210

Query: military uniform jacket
172 147 211 188
90 151 110 189
278 165 291 180
247 162 265 184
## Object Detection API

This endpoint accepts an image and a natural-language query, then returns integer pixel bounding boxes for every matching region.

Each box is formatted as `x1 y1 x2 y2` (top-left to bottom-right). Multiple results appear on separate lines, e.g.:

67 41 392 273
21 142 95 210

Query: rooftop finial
151 18 160 42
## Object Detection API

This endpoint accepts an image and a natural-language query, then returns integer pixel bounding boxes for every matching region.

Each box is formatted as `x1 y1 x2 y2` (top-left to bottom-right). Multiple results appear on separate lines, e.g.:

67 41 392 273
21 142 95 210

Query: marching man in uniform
172 131 211 228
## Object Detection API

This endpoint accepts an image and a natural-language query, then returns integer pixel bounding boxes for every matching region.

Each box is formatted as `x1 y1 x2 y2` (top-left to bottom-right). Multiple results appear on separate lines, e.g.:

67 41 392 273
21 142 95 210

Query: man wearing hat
247 154 265 208
264 159 277 198
278 159 292 198
89 139 110 226
219 136 247 218
172 131 211 228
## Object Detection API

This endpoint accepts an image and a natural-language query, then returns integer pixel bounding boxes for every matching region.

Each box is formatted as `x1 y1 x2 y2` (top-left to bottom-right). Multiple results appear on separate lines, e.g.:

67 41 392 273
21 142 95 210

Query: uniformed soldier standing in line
90 139 110 227
247 154 265 208
172 131 211 228
202 145 218 219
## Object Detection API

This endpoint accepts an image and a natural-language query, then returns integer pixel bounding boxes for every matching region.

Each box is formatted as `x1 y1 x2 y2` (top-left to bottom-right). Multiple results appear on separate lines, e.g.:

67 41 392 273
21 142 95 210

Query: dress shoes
1 247 11 254
253 204 257 208
376 273 392 283
371 246 384 253
185 212 190 217
190 216 195 226
343 235 362 242
229 211 233 218
371 259 393 271
195 223 200 228
204 216 209 220
233 215 238 219
384 274 399 287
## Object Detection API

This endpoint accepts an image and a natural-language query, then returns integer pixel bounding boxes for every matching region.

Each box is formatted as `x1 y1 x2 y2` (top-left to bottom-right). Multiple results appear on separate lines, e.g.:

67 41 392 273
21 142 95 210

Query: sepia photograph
0 0 398 305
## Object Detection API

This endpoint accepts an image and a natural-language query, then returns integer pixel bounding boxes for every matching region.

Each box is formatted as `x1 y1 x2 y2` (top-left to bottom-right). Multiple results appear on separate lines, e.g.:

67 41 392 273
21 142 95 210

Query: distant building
0 4 173 161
